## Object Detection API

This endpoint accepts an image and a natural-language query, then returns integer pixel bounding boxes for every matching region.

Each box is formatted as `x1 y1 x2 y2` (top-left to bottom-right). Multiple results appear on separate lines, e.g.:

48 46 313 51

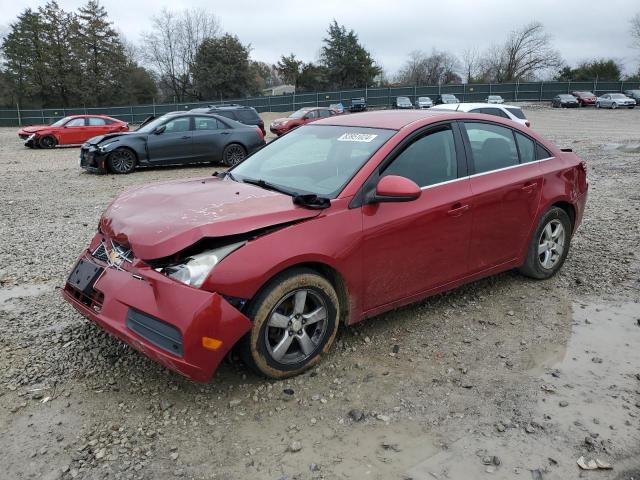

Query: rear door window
464 122 519 174
88 117 107 126
235 110 259 123
514 132 535 163
194 117 222 130
318 109 331 118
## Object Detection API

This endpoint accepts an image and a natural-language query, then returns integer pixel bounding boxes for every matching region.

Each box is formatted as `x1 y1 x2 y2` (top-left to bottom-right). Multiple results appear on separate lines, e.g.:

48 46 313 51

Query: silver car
596 93 636 109
415 96 433 109
485 95 504 104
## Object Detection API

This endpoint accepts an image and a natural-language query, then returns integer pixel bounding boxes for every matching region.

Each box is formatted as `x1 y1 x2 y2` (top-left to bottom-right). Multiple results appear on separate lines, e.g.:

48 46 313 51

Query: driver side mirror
154 125 166 134
369 175 421 203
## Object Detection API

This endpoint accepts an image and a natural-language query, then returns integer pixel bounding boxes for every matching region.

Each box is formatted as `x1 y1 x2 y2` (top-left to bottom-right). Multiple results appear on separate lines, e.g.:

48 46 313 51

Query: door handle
521 182 536 193
447 203 470 217
181 135 191 140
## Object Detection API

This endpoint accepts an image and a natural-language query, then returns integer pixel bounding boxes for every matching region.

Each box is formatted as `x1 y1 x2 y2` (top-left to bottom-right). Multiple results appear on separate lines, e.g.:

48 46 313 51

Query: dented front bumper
62 247 253 383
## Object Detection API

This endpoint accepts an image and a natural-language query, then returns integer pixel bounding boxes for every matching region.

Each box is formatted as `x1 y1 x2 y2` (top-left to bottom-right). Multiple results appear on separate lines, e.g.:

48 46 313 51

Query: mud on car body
64 110 588 382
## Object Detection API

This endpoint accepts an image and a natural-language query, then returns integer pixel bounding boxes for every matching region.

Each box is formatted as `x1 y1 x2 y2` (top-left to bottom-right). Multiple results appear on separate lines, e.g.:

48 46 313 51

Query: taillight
255 126 264 140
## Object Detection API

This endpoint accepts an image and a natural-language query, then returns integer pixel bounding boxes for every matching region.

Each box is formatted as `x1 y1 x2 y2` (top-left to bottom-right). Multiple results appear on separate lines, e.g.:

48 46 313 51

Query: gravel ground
1 107 639 480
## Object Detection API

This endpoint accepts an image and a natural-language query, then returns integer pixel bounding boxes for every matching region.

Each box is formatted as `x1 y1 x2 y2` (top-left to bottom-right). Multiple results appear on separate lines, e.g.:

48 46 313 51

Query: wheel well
257 262 351 326
111 146 138 161
552 201 576 232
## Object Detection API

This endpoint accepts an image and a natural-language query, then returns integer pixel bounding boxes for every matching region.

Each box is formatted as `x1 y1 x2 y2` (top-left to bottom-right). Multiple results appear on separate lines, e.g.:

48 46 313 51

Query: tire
519 207 572 280
222 143 247 167
39 135 57 149
611 102 618 110
107 148 137 174
238 268 340 379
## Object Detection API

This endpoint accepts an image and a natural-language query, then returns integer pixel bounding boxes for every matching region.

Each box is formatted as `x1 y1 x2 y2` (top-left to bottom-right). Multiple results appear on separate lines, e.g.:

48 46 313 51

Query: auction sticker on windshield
337 133 378 142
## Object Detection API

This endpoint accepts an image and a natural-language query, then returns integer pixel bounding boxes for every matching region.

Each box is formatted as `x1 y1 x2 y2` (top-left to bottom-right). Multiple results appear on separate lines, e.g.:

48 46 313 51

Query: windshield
397 97 410 103
231 125 395 198
418 97 431 102
578 91 594 96
137 114 173 133
610 94 626 99
559 95 575 99
289 109 311 119
488 96 501 99
50 116 72 127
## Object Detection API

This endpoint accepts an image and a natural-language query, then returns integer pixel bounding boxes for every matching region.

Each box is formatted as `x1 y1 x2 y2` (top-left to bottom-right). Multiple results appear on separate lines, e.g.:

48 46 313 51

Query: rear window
235 109 259 123
505 107 526 120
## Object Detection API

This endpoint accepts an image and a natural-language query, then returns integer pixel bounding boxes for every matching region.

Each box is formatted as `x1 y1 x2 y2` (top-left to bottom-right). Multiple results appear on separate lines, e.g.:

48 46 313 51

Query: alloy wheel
264 289 328 365
224 144 246 166
40 136 56 149
110 149 135 173
537 219 565 270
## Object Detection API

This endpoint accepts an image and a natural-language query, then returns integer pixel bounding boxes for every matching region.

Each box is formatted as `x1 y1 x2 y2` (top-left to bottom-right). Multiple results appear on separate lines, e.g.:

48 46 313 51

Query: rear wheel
107 148 137 174
238 268 340 378
519 207 572 280
222 143 246 166
39 135 57 149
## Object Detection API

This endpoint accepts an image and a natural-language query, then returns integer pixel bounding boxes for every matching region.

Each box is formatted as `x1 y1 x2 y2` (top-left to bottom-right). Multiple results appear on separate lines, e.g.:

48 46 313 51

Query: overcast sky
2 0 639 76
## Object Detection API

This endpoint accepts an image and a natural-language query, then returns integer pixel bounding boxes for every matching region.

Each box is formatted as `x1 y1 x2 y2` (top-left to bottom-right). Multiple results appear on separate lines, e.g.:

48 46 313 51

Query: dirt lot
1 106 639 480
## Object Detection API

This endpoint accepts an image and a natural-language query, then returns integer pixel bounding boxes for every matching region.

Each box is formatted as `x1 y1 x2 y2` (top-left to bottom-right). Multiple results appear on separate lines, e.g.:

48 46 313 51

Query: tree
555 59 622 81
193 34 252 100
72 0 128 106
479 22 562 82
276 53 303 88
320 20 381 89
143 8 219 101
297 63 330 91
396 49 461 85
461 47 480 83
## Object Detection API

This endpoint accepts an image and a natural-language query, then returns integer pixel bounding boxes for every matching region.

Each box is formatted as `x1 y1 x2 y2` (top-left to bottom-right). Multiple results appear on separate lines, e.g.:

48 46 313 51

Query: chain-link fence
1 80 638 127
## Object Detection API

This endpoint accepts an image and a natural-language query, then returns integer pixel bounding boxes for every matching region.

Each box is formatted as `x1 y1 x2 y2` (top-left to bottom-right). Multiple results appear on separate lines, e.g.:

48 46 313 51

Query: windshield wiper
242 178 296 196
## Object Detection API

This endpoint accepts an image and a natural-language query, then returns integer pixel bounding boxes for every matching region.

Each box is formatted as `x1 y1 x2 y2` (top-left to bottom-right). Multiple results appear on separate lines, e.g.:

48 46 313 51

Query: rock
381 442 401 452
364 336 371 344
288 441 302 453
282 388 295 401
495 422 506 433
228 399 242 408
507 310 515 316
492 456 501 466
159 399 172 411
591 357 603 364
482 456 492 465
595 459 612 470
170 452 179 461
531 469 543 480
95 448 106 460
485 466 496 473
376 414 391 423
577 456 598 470
309 463 320 472
348 409 364 422
392 345 400 354
525 424 535 434
559 400 569 407
541 384 556 393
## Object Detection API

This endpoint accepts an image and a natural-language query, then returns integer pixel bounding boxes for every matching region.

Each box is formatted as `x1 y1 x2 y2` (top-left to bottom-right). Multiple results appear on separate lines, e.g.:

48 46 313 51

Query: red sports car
63 110 588 382
18 114 128 148
269 107 338 136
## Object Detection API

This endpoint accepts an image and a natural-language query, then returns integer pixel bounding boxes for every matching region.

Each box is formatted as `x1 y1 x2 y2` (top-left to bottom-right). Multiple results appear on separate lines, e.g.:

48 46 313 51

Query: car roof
434 103 521 110
314 109 463 130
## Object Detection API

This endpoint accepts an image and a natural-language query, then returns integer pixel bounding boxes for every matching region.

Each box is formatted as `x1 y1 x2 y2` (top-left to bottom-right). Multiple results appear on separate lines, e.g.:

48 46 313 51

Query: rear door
361 122 473 310
461 121 543 273
85 117 111 141
191 116 230 162
146 116 193 164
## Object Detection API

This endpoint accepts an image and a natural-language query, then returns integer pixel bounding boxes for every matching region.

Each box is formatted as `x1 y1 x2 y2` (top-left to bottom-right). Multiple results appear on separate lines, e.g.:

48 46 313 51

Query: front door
146 116 193 164
60 117 88 144
361 124 472 311
461 121 543 273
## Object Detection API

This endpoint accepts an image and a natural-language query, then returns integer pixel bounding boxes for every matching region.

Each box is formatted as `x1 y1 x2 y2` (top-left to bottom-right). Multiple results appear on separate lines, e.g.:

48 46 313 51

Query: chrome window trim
420 156 554 191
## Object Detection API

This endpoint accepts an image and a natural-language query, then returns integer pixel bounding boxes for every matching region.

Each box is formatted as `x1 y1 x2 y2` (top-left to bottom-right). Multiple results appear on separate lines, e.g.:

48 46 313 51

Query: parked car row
552 91 637 109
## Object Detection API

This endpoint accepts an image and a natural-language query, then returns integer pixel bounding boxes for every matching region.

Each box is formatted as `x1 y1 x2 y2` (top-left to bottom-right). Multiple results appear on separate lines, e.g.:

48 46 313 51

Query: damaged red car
63 110 588 382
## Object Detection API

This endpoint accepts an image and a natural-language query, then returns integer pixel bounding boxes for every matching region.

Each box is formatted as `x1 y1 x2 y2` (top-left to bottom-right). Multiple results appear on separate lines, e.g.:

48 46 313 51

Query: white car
433 102 530 127
485 95 505 104
415 96 434 109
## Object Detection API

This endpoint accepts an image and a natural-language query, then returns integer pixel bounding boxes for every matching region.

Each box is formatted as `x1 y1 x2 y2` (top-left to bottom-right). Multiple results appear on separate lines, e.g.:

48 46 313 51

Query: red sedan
18 114 128 148
269 107 338 136
571 91 597 107
63 110 588 382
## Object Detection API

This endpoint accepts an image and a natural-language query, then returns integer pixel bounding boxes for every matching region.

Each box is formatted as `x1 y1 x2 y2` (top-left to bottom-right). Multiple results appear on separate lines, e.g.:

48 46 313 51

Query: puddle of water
0 283 54 311
405 298 640 480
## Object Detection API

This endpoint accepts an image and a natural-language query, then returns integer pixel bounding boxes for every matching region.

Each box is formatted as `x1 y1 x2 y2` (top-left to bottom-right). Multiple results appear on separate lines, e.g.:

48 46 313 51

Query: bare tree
142 8 220 101
396 49 461 85
480 22 562 82
632 13 640 50
461 47 480 83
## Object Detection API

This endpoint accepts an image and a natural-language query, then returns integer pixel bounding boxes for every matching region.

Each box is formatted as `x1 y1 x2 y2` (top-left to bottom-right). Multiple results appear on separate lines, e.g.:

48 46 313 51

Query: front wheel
611 102 618 109
238 268 340 378
222 143 247 166
519 207 572 280
39 135 57 149
107 148 137 174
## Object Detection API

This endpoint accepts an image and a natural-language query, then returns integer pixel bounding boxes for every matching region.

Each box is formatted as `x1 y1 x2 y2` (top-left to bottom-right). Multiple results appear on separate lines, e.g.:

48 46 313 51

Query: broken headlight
158 242 245 288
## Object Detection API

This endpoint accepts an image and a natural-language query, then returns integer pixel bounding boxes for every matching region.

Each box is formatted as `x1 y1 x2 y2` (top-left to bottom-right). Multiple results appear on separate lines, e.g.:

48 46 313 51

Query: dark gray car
79 112 265 174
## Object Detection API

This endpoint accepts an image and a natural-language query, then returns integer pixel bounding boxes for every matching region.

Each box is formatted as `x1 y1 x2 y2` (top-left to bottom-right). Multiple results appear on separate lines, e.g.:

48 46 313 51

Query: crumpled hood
100 177 321 260
20 125 48 133
86 132 134 145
